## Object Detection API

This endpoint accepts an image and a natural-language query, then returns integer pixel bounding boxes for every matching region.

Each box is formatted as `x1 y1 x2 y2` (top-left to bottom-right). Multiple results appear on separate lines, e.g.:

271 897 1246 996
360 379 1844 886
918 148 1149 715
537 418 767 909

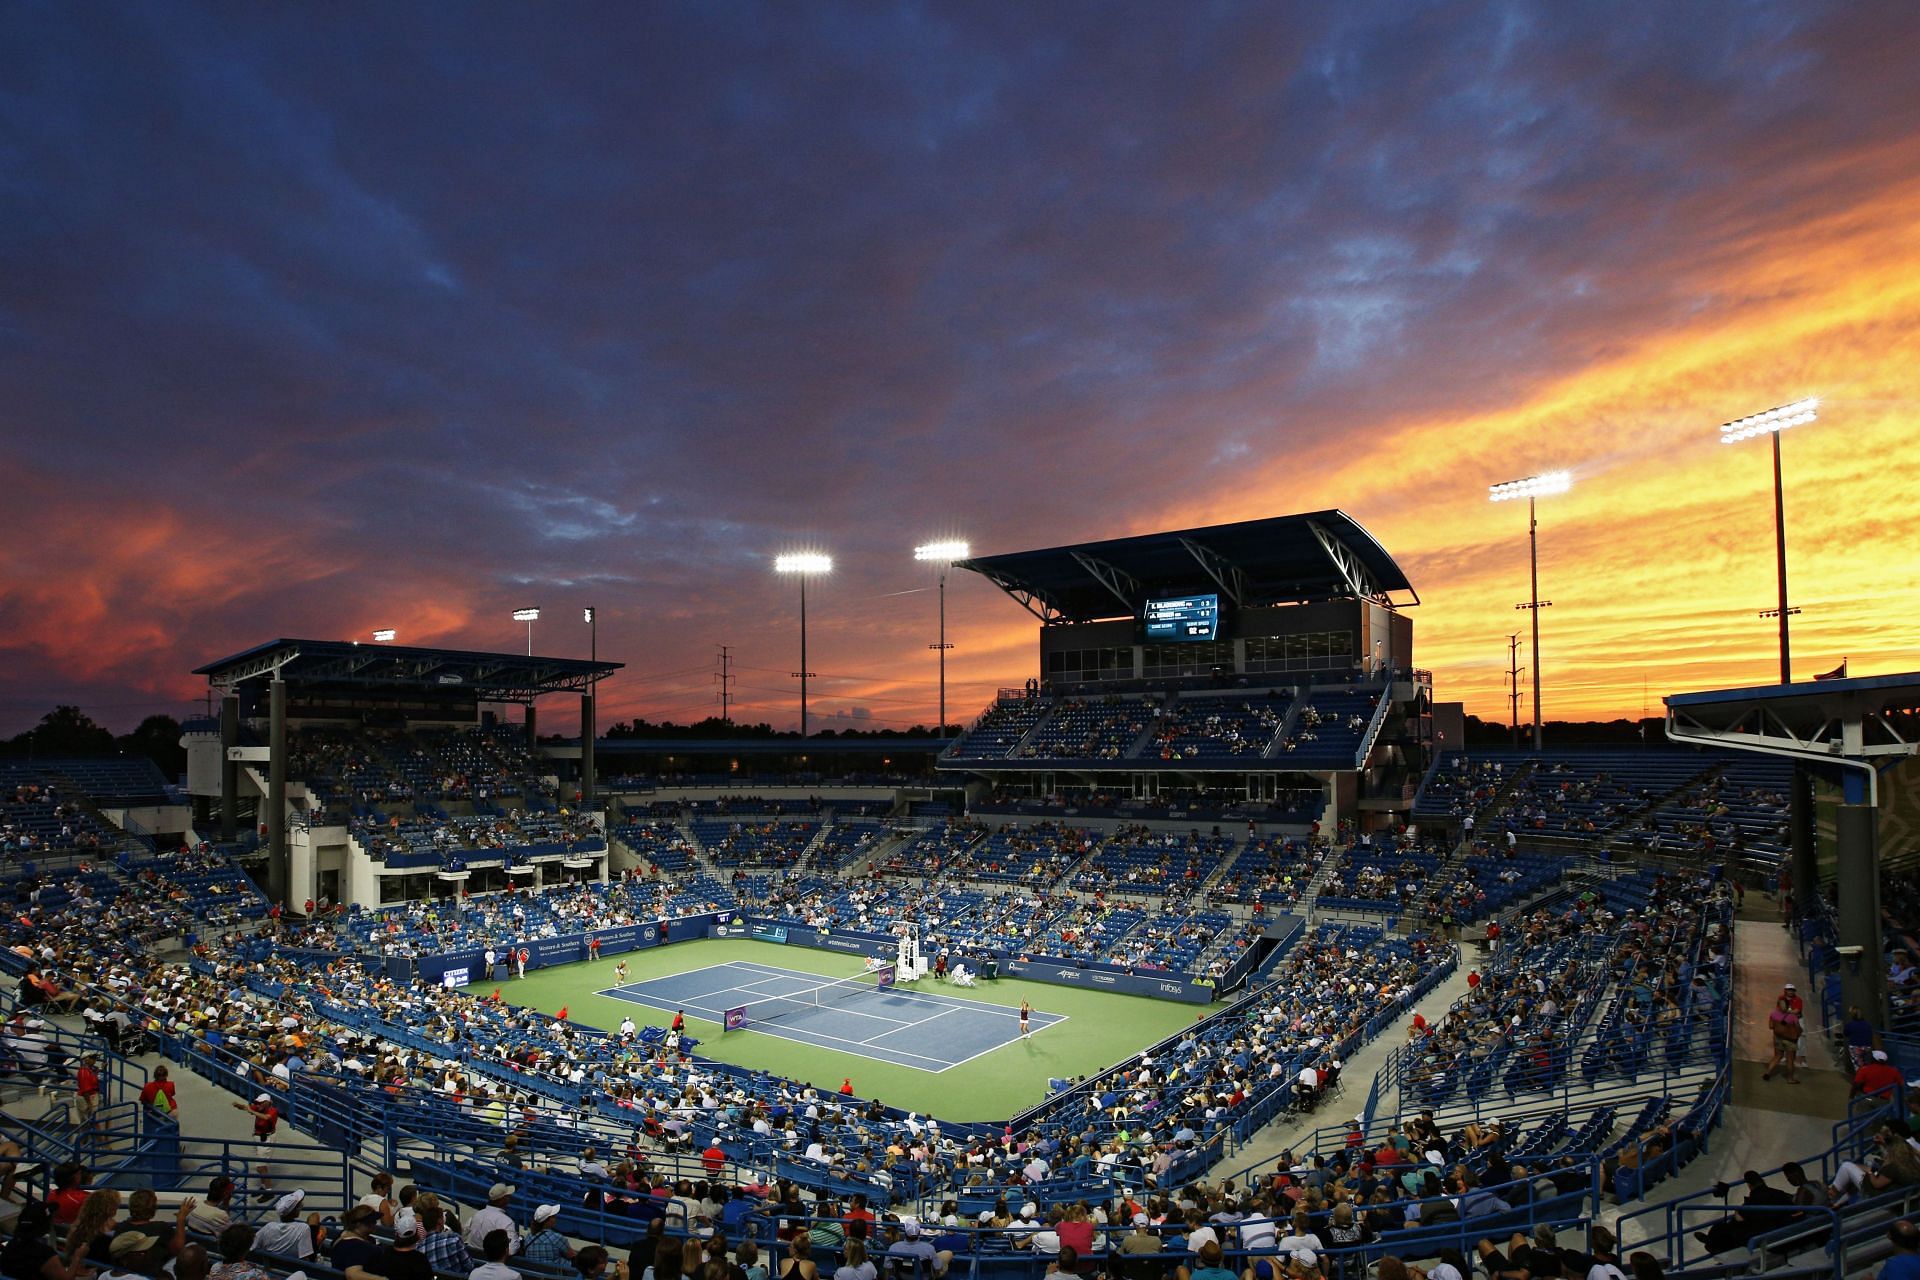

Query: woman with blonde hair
832 1239 874 1280
63 1189 121 1272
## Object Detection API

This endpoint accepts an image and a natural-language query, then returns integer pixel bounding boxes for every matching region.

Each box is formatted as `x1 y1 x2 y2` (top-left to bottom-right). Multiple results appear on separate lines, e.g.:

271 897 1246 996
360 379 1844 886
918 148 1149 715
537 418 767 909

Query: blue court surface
596 960 1066 1072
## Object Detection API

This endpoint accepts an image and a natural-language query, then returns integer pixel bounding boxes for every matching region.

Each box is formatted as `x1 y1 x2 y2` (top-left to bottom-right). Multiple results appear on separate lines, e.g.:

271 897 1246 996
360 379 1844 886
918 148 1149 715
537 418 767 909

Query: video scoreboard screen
1143 594 1221 642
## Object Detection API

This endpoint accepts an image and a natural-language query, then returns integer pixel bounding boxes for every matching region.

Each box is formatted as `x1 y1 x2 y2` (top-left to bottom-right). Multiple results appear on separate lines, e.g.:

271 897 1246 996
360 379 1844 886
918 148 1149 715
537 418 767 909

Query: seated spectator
254 1191 326 1262
1694 1171 1794 1254
211 1225 270 1280
472 1230 523 1280
1831 1127 1920 1204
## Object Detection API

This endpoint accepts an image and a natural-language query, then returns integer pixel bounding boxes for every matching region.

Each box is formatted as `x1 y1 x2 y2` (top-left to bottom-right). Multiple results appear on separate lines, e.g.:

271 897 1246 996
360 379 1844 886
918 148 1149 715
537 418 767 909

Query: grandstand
3 544 1917 1280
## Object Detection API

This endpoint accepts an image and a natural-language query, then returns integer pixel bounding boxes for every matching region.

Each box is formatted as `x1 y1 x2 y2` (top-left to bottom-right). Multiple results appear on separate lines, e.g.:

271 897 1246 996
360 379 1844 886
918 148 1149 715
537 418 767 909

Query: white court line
859 1004 960 1045
591 987 731 1021
628 958 1069 1071
721 958 1058 1022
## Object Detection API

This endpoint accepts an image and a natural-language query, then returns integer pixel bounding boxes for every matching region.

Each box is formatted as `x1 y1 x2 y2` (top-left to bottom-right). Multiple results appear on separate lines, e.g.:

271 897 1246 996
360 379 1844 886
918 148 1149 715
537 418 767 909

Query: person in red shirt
1782 984 1805 1016
1853 1050 1905 1099
138 1065 179 1119
236 1093 280 1144
671 1009 686 1034
556 1006 569 1021
48 1162 89 1225
74 1055 102 1130
1056 1204 1096 1256
703 1143 727 1176
840 1078 855 1096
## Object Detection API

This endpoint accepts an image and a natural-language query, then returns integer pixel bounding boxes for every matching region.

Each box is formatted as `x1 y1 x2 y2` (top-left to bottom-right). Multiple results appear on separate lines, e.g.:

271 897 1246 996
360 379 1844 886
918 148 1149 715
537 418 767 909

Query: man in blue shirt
1879 1221 1920 1280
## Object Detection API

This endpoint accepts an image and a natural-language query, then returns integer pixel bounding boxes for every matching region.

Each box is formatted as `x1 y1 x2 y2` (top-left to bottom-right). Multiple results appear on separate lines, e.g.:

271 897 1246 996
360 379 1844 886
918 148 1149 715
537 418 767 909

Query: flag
1813 659 1849 682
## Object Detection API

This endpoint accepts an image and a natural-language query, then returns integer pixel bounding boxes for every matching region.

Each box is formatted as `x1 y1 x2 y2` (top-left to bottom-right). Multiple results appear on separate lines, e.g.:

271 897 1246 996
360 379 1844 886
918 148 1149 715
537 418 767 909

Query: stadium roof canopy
194 639 621 700
957 510 1417 624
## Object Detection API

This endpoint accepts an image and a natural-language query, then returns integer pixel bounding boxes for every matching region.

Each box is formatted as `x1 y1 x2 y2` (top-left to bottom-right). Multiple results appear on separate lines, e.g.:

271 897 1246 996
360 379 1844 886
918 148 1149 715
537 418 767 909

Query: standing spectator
1763 998 1803 1083
72 1056 102 1139
138 1066 178 1120
1846 1008 1883 1071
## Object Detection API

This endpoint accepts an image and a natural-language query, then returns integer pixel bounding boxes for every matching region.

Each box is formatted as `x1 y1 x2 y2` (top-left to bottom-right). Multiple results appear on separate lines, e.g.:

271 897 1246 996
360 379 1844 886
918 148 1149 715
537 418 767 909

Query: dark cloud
2 0 1917 731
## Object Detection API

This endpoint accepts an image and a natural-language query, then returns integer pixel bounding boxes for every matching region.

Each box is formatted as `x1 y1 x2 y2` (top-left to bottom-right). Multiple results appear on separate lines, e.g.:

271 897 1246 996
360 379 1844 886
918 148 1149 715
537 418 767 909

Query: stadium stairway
1258 693 1308 760
1227 958 1478 1172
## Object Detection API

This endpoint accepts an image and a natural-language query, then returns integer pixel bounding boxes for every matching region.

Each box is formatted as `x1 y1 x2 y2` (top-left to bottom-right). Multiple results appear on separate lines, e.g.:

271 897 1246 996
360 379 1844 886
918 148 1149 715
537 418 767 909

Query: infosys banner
709 919 896 959
997 959 1215 1004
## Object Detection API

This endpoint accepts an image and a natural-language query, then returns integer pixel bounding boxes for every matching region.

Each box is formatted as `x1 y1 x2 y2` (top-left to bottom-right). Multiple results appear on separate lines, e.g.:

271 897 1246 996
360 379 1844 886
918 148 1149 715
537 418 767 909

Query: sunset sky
4 2 1919 737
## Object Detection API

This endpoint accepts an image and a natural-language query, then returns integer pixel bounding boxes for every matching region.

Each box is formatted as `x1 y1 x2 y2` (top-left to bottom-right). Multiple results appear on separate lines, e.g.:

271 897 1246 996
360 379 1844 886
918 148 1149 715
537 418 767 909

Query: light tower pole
1720 398 1819 684
1490 471 1571 751
513 607 540 656
914 540 970 736
774 554 831 737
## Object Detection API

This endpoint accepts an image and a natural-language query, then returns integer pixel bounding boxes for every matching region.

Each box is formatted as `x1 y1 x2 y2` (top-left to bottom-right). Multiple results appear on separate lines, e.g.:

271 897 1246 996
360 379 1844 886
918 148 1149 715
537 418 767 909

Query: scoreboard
1143 594 1221 642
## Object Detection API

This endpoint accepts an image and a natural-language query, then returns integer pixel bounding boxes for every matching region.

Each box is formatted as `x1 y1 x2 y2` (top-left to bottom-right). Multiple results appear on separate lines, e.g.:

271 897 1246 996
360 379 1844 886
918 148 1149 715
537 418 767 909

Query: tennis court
597 959 1066 1071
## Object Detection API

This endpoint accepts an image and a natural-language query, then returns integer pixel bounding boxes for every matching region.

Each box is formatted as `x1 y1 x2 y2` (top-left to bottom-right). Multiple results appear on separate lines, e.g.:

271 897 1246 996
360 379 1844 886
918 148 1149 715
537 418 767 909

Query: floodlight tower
512 607 540 656
1489 471 1571 751
1720 398 1820 684
372 629 396 643
774 554 832 737
914 540 970 736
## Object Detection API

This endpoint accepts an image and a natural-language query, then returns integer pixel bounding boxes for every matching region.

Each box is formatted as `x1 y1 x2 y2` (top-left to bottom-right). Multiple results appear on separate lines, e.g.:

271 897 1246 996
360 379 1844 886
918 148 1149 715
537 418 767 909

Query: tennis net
725 965 896 1031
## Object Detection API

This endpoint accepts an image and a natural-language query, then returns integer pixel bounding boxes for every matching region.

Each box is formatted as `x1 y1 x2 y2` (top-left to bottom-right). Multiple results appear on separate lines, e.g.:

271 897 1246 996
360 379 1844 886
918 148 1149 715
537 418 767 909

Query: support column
1835 802 1884 1027
580 692 596 805
268 678 288 909
526 703 538 748
220 694 240 842
1789 766 1817 909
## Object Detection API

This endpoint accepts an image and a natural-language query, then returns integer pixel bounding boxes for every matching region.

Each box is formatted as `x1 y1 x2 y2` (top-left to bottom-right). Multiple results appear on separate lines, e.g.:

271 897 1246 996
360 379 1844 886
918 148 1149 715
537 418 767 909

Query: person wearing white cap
1852 1048 1906 1100
254 1190 325 1260
522 1205 574 1266
464 1183 519 1254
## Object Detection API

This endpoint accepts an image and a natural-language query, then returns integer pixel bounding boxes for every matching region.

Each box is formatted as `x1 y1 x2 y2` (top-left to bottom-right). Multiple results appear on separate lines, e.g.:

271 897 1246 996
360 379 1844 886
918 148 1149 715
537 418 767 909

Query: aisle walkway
1605 913 1845 1247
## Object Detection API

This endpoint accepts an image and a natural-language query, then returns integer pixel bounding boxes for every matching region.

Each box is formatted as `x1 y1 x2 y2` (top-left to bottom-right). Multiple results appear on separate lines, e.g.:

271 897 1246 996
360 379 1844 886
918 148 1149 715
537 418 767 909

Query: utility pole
714 646 735 728
1506 632 1524 749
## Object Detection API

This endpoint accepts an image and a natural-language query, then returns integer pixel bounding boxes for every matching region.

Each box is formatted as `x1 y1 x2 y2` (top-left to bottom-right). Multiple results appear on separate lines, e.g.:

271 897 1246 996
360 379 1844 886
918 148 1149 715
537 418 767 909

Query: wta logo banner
723 1006 747 1032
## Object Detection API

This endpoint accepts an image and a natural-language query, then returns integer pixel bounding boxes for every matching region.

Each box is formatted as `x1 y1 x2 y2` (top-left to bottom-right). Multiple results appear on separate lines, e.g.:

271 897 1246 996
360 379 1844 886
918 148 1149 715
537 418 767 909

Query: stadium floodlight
1719 399 1820 684
774 553 832 737
372 629 396 643
913 540 971 564
1489 472 1573 751
914 541 971 736
1720 397 1819 445
512 606 540 654
1486 471 1572 502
